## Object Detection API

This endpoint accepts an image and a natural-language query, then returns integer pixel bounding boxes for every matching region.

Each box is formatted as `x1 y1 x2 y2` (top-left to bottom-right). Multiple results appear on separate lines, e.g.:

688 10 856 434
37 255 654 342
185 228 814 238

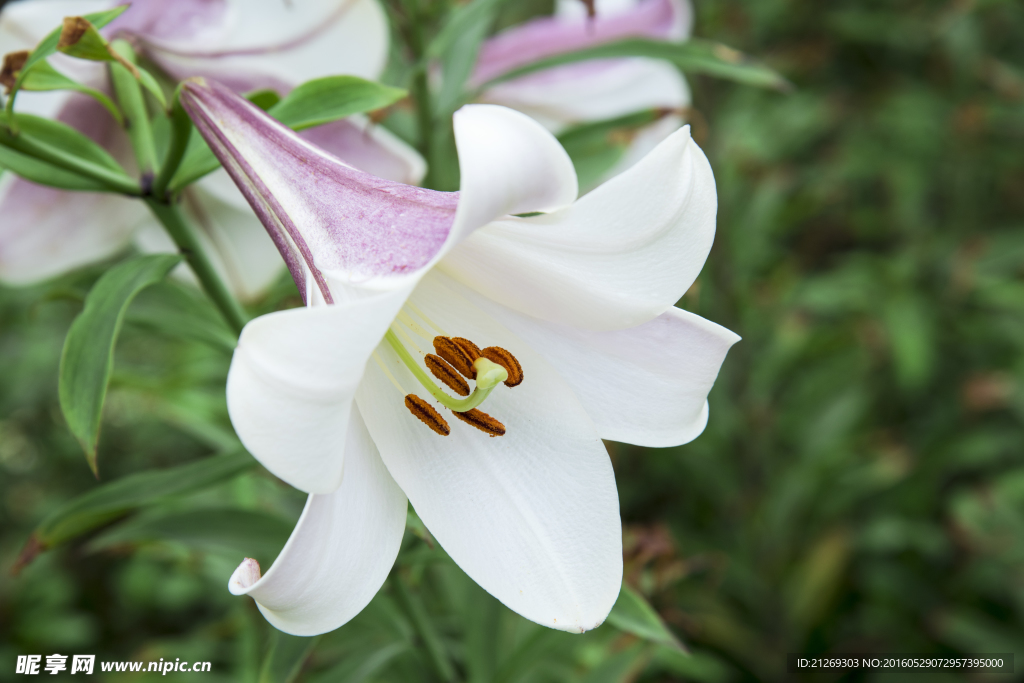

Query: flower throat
376 306 523 438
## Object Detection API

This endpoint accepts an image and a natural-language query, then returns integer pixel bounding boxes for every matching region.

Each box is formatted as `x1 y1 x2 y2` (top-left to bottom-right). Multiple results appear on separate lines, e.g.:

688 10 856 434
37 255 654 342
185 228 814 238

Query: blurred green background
3 0 1024 681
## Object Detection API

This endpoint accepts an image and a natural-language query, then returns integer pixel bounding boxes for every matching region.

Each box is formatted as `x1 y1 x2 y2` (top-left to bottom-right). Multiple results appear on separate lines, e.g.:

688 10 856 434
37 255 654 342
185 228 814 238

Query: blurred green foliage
3 0 1024 681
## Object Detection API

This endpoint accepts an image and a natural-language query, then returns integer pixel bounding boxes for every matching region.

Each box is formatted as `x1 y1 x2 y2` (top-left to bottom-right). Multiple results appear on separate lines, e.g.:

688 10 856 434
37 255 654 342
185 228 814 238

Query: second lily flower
180 78 739 636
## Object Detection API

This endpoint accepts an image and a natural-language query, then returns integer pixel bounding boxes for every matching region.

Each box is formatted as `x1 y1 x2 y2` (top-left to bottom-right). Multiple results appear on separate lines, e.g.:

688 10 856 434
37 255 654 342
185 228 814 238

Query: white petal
149 0 388 84
462 290 741 447
357 272 622 633
448 104 578 247
229 405 407 636
0 178 144 285
226 285 411 493
440 125 716 331
481 59 689 131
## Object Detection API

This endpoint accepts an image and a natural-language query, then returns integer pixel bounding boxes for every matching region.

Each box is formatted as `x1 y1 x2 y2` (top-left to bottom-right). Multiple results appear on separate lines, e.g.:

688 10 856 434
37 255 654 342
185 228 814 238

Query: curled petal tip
228 557 261 595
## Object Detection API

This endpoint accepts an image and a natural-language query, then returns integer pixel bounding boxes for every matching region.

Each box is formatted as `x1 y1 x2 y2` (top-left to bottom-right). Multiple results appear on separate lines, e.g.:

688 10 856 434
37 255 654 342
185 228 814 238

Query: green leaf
0 145 109 191
88 508 294 566
606 583 686 652
0 113 138 194
427 0 514 59
258 632 321 683
18 59 124 125
269 76 407 131
25 450 254 554
6 5 128 112
479 38 792 92
432 0 510 115
306 642 411 683
126 280 237 353
136 65 168 108
59 254 183 474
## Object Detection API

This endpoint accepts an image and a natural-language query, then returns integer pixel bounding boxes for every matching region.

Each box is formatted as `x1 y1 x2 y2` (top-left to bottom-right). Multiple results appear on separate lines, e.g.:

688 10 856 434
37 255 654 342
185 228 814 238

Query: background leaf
268 75 407 131
606 583 685 652
58 254 182 474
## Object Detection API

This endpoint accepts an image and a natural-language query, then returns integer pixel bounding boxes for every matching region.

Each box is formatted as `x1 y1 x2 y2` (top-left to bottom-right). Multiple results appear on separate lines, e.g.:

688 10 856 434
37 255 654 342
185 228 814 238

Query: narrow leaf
0 144 109 191
17 59 123 125
56 16 139 78
59 254 183 474
88 508 294 565
427 0 513 59
268 76 407 131
0 113 137 193
13 450 254 572
258 632 321 683
136 65 168 108
606 583 686 652
480 37 792 92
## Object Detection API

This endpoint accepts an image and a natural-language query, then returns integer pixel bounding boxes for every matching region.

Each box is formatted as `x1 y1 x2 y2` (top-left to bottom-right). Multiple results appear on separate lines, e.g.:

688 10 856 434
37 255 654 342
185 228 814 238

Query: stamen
451 337 482 361
393 323 425 355
396 310 433 342
372 351 405 395
480 347 524 387
405 395 450 436
425 354 470 396
385 331 507 412
451 408 506 437
405 301 446 336
433 336 476 378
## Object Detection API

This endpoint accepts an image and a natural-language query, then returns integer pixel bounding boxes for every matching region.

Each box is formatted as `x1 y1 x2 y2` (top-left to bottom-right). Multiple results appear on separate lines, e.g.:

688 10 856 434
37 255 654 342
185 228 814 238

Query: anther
405 395 450 436
433 336 476 379
425 354 470 396
480 347 524 387
451 337 482 361
452 408 506 437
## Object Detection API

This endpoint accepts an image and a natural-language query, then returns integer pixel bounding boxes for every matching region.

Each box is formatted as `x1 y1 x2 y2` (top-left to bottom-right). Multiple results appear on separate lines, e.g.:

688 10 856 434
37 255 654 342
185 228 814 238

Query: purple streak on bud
179 78 457 304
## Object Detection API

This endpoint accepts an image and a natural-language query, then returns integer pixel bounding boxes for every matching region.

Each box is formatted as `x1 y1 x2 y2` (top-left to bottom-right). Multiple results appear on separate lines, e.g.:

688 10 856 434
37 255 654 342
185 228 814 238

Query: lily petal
181 79 576 302
298 116 426 186
440 125 716 331
229 405 407 636
358 272 622 633
140 0 388 85
463 288 741 447
472 0 689 85
226 286 409 493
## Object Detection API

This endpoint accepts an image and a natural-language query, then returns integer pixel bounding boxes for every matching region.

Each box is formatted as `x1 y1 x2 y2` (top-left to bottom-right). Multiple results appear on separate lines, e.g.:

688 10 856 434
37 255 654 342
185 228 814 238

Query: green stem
392 574 458 683
0 128 140 195
110 40 158 189
403 0 435 181
385 330 499 411
152 88 192 200
144 198 248 335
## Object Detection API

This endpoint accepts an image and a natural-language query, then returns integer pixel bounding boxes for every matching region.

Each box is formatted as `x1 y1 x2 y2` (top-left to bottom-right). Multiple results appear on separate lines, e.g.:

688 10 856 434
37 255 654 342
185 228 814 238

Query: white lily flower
473 0 693 183
181 78 739 636
0 0 422 298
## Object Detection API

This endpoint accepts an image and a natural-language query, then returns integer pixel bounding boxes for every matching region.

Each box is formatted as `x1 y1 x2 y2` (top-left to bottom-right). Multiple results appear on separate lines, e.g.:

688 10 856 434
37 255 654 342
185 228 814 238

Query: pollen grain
405 395 450 436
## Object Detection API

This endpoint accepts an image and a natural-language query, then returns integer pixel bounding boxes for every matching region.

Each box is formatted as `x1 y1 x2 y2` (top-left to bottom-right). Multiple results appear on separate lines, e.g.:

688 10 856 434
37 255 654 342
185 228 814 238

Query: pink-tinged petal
181 77 458 303
181 80 575 303
298 116 426 186
229 405 407 636
462 287 741 447
0 177 144 284
140 0 388 84
472 0 690 84
1 0 111 47
440 125 715 331
480 59 688 130
358 271 622 633
108 0 230 44
226 285 411 493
